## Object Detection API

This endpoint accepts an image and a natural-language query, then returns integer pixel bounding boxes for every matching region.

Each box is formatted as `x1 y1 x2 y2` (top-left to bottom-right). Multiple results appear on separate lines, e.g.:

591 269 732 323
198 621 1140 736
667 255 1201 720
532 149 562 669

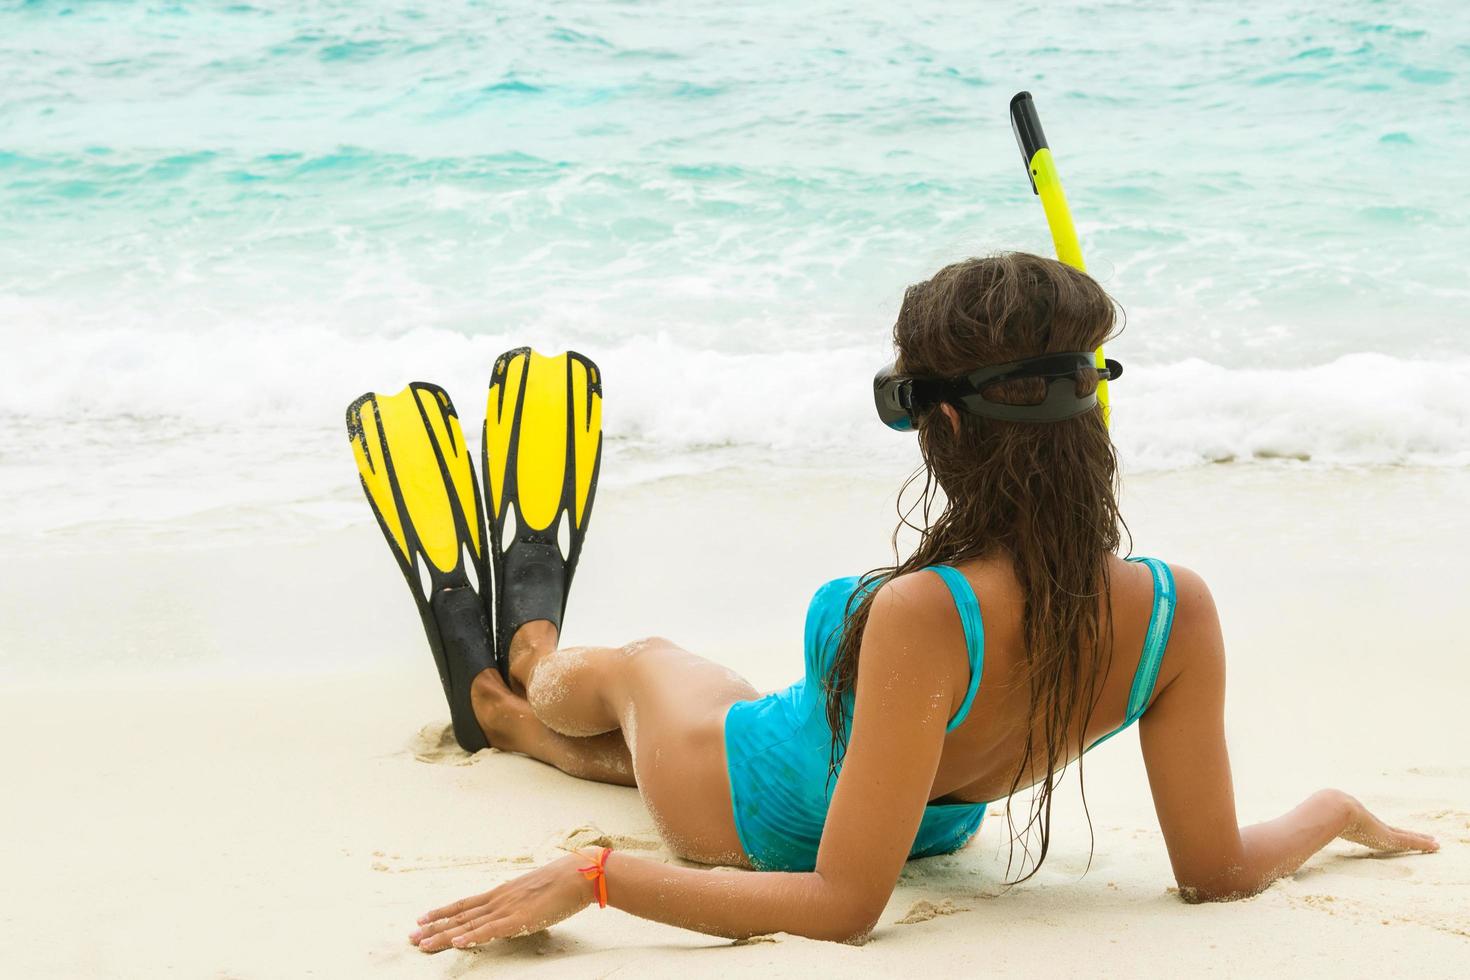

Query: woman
409 253 1438 951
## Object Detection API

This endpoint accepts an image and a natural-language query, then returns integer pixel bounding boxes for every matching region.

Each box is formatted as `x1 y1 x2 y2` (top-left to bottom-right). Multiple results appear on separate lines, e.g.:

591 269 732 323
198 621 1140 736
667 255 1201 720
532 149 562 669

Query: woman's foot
467 657 636 785
468 618 568 745
505 619 559 694
469 666 535 747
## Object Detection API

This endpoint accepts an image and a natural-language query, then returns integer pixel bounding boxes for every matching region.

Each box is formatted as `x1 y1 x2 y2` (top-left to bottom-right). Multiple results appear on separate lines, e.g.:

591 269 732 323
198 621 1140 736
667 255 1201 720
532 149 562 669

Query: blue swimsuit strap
1090 556 1178 749
1122 557 1177 722
924 565 985 732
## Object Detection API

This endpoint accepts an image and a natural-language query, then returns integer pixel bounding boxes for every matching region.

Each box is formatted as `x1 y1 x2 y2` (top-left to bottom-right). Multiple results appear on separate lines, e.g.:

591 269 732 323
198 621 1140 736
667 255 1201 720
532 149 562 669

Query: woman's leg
468 672 637 786
470 624 759 865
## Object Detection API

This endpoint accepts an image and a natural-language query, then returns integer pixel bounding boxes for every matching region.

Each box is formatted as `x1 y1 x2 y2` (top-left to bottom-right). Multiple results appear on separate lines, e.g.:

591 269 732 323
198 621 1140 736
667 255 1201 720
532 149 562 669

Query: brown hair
824 252 1124 882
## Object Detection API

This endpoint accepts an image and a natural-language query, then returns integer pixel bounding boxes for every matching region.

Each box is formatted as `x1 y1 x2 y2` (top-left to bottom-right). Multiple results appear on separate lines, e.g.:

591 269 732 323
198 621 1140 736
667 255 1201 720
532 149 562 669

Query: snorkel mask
873 352 1123 431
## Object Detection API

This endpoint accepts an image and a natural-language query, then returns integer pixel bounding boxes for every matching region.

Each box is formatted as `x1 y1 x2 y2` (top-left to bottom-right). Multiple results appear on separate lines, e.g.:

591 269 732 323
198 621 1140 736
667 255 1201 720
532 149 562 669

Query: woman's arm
411 854 855 948
1139 567 1438 903
412 574 968 949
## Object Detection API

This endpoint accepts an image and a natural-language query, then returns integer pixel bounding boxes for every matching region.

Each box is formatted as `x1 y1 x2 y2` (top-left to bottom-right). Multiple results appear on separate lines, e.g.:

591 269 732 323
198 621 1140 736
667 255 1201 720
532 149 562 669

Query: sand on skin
1 465 1468 977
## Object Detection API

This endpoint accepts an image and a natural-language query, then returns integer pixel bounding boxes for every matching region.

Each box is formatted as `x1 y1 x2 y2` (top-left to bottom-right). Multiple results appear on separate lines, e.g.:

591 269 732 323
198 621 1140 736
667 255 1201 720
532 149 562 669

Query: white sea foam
9 316 1467 472
4 314 1468 538
1114 354 1470 470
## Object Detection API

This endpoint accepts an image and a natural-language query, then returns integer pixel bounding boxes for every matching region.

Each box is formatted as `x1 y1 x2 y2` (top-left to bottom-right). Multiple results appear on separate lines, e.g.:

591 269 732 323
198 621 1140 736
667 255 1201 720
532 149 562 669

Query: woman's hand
1335 791 1440 854
409 854 593 952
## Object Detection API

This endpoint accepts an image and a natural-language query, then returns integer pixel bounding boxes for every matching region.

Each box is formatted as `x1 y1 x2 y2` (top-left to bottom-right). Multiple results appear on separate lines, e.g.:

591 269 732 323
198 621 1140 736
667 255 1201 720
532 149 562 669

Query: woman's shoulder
1132 559 1217 637
871 562 1015 643
1126 558 1225 684
1118 556 1212 613
873 563 997 615
1165 562 1222 654
860 570 976 692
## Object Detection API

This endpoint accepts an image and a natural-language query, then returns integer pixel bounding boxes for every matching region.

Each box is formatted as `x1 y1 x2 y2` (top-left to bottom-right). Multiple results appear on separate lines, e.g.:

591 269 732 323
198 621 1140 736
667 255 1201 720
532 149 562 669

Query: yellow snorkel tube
1009 91 1111 423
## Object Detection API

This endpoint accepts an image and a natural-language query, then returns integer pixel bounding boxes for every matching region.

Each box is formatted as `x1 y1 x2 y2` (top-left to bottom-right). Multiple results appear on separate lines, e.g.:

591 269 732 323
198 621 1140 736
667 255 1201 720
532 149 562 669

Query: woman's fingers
417 891 490 926
448 916 523 949
411 893 508 945
416 909 502 952
1370 823 1439 852
1340 810 1439 853
410 914 474 946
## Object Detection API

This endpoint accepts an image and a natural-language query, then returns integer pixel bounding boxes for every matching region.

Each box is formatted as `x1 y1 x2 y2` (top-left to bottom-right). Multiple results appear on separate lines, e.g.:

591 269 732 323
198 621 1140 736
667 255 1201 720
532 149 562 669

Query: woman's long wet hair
824 252 1124 883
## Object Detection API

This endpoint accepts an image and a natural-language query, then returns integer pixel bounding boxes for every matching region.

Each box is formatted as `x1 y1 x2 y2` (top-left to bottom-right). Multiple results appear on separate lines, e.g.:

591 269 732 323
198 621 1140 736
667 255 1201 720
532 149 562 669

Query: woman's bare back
922 553 1181 806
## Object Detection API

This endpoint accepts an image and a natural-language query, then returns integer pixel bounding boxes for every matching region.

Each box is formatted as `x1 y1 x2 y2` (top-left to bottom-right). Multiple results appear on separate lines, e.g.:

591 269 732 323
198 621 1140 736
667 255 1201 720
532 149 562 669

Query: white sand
2 465 1468 976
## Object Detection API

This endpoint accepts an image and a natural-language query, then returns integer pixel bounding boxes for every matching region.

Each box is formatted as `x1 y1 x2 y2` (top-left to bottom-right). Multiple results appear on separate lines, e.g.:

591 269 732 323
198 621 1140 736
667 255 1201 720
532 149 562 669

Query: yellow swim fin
483 348 603 673
346 382 495 751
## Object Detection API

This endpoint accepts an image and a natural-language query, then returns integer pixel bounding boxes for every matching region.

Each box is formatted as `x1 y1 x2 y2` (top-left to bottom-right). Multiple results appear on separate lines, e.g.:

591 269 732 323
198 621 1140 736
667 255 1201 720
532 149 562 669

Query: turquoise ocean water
2 0 1468 536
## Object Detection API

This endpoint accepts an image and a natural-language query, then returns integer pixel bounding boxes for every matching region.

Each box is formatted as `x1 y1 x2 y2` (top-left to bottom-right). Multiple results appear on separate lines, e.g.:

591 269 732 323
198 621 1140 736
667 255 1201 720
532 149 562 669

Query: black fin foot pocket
428 586 496 752
494 538 568 676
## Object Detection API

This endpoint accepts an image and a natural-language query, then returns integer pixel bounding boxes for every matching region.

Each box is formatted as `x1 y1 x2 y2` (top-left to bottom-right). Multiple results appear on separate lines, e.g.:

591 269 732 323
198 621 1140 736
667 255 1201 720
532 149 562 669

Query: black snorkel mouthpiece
1009 91 1047 195
873 352 1122 431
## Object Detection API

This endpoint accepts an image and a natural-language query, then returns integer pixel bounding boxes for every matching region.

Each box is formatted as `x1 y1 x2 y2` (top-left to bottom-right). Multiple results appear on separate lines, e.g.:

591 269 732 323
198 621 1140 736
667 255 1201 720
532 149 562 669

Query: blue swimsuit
722 557 1177 872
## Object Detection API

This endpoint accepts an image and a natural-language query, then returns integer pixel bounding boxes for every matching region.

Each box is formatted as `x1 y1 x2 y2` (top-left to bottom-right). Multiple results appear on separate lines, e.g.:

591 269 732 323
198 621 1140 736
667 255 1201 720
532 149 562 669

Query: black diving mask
873 351 1123 431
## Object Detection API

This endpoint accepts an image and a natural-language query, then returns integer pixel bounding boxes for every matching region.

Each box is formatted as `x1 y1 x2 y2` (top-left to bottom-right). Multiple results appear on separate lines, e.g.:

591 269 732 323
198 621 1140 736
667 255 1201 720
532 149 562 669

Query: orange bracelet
578 846 612 909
